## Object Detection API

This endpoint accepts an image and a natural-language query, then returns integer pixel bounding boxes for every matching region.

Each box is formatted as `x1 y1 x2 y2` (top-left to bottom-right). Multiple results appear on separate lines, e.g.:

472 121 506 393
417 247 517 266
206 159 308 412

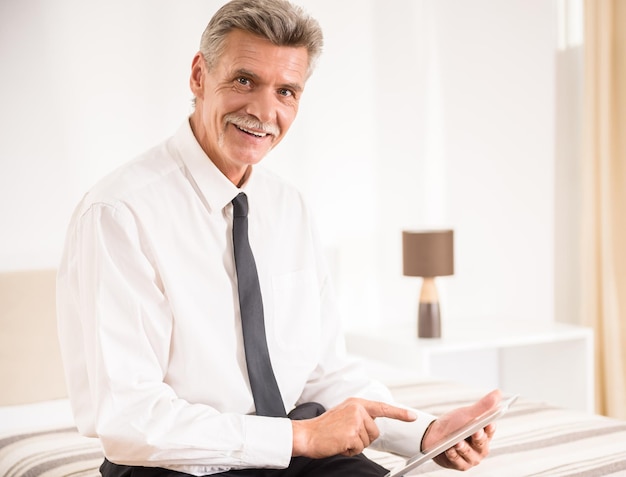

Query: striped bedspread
368 380 626 476
2 381 626 476
0 427 102 477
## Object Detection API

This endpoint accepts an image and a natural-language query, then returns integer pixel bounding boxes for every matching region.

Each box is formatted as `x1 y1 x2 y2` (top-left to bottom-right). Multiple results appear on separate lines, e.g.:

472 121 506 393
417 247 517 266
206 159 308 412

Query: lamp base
418 302 441 338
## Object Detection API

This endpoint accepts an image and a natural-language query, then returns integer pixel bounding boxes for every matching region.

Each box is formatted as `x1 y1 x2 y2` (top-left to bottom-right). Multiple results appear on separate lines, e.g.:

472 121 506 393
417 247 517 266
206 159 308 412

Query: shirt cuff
372 408 437 457
242 415 293 469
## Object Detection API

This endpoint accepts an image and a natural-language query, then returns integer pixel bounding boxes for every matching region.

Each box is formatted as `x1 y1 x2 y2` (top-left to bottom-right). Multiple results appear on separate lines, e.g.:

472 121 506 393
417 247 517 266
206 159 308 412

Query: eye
236 77 250 86
278 88 294 98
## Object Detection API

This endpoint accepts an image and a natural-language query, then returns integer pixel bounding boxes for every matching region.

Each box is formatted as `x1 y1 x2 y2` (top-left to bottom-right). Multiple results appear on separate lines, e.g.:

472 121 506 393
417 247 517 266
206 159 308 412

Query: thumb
471 389 502 415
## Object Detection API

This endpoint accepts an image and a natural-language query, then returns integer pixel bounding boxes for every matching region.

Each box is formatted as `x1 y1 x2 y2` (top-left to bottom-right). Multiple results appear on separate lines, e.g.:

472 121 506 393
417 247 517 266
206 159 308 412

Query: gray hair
199 0 324 78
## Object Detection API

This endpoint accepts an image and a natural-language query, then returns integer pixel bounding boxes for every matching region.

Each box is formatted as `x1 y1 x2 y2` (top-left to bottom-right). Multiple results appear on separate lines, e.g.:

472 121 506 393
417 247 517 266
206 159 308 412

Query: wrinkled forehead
217 29 310 86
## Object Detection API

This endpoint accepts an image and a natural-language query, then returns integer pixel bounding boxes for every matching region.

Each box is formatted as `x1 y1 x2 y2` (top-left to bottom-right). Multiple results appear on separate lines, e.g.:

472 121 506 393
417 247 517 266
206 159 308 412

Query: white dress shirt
57 119 435 475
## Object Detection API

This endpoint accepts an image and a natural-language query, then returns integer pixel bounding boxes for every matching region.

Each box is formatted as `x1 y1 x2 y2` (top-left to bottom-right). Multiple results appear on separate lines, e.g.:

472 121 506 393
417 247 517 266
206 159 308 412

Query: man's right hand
291 398 417 458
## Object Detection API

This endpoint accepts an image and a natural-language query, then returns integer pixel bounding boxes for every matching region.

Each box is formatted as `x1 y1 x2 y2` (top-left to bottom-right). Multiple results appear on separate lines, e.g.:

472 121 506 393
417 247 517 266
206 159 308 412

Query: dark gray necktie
232 192 286 418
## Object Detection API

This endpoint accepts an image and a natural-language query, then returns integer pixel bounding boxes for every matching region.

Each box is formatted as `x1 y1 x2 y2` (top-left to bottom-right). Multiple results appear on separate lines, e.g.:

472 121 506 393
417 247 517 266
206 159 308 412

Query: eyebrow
235 68 304 93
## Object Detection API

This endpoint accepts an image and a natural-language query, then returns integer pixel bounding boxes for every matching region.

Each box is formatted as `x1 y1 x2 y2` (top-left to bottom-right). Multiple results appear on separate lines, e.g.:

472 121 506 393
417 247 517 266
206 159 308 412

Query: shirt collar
172 118 258 213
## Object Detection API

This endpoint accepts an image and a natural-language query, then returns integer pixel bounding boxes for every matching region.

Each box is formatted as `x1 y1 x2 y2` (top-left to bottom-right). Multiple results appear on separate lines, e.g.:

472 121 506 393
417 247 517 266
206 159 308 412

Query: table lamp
402 229 454 338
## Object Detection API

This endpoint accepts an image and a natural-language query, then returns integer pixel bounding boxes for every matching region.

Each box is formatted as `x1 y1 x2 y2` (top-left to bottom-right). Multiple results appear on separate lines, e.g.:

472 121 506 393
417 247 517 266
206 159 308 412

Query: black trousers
100 402 389 477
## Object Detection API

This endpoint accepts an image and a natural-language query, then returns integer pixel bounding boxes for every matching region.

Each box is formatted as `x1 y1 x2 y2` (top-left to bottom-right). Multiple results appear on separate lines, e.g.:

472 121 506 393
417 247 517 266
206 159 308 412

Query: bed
2 270 626 476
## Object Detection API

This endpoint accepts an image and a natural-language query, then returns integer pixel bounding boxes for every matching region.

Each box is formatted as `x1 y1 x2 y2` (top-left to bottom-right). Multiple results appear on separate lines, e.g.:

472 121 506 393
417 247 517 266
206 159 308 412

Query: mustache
224 113 280 137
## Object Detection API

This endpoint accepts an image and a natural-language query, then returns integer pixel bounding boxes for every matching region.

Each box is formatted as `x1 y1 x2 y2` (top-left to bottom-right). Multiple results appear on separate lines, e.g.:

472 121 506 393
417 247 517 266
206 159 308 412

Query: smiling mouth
234 125 270 138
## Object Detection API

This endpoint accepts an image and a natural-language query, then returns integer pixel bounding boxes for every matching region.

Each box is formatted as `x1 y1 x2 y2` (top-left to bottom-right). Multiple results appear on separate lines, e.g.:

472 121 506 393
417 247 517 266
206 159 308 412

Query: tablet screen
385 395 518 477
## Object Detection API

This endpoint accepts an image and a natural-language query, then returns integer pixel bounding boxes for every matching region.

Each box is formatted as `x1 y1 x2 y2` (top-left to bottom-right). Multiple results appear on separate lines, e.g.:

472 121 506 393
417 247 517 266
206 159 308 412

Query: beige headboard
0 269 67 405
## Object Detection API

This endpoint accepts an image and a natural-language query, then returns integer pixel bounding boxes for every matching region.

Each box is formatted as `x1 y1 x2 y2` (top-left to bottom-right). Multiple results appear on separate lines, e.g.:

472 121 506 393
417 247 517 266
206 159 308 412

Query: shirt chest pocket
270 269 321 354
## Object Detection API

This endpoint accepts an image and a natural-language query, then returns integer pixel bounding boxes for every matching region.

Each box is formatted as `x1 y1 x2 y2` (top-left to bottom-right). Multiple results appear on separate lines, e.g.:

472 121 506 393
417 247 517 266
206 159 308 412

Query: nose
244 88 277 125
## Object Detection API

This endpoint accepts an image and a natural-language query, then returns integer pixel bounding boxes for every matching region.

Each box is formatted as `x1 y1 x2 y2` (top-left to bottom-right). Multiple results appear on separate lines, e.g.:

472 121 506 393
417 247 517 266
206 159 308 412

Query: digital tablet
385 394 518 477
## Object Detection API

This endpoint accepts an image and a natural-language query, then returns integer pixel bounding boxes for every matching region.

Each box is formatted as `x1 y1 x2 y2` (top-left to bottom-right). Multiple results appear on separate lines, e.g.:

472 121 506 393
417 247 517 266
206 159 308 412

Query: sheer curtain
582 0 626 419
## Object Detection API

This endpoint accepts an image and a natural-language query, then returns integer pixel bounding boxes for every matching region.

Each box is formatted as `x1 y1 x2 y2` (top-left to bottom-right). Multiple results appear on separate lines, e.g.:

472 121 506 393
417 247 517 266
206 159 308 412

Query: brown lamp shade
402 230 454 277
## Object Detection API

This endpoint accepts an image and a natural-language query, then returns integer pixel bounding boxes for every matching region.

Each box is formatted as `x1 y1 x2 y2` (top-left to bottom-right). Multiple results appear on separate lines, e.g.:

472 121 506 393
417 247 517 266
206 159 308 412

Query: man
57 1 500 476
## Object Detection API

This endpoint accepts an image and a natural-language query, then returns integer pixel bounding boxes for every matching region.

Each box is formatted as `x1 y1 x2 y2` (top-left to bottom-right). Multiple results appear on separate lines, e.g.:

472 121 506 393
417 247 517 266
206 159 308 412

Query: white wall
0 0 210 269
0 1 564 330
426 0 557 326
555 0 584 326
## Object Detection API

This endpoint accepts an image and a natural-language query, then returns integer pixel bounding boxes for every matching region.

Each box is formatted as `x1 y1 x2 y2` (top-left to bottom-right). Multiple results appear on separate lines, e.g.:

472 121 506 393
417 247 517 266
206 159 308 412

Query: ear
190 52 206 100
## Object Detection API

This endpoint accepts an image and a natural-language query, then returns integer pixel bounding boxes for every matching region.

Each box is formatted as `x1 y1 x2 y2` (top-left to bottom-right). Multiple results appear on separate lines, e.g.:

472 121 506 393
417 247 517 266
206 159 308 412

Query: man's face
190 29 309 184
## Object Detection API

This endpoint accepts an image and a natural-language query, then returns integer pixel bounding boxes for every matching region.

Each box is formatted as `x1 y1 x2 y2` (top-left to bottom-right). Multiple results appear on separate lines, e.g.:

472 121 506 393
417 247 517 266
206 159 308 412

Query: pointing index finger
362 400 417 422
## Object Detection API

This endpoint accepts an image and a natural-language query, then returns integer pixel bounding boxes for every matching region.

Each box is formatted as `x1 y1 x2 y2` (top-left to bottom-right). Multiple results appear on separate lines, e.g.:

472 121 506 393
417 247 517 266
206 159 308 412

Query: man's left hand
422 389 502 470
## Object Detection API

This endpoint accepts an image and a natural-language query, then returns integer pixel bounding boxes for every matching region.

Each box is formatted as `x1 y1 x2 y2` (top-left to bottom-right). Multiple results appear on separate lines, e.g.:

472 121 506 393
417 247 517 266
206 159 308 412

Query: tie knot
232 192 248 217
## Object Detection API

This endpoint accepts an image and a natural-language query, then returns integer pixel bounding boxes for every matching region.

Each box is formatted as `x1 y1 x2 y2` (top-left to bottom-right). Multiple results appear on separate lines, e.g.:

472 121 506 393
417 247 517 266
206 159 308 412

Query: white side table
346 320 594 412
